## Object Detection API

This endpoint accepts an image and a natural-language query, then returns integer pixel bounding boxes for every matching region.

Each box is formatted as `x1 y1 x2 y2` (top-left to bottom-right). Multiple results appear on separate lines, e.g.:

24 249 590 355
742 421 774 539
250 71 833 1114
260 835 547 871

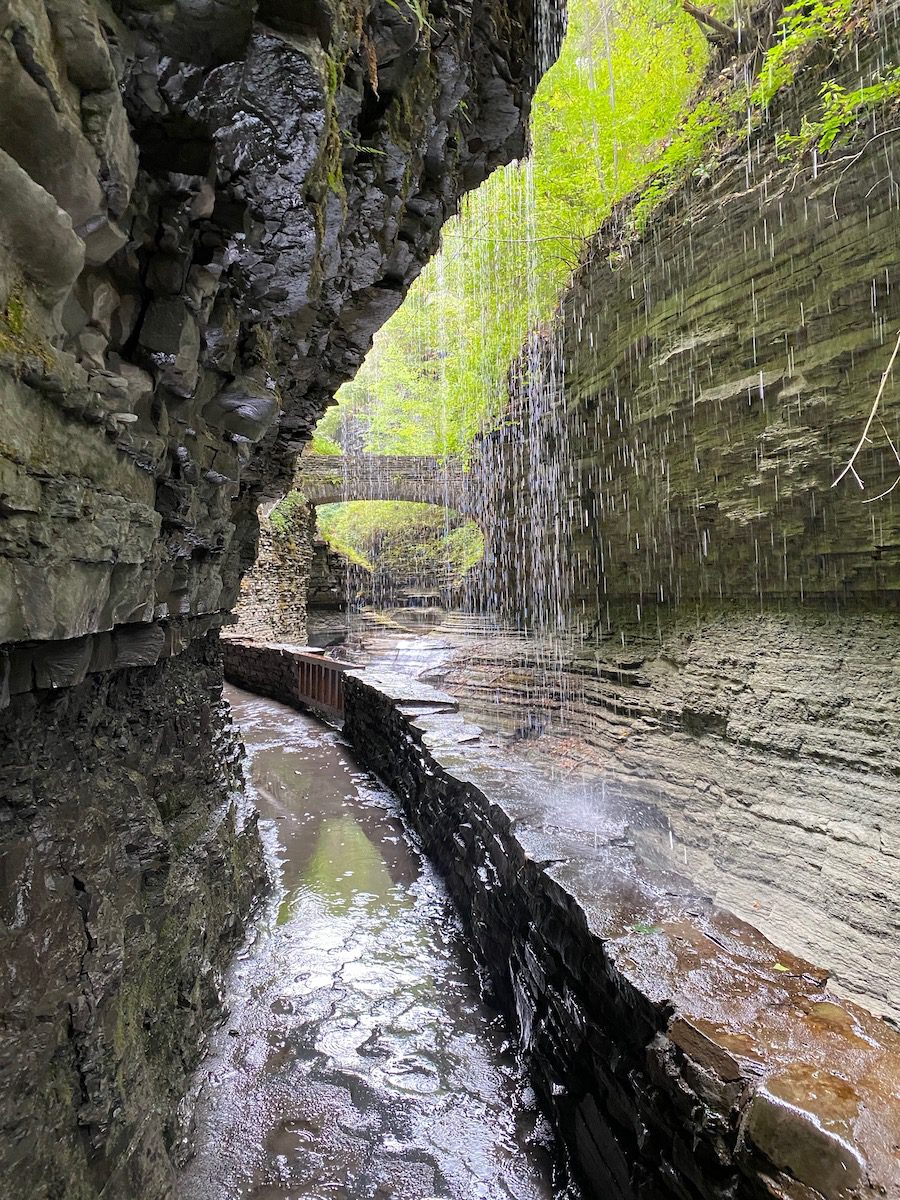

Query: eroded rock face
469 6 900 1022
232 495 318 641
0 0 557 1193
0 635 265 1199
0 0 555 671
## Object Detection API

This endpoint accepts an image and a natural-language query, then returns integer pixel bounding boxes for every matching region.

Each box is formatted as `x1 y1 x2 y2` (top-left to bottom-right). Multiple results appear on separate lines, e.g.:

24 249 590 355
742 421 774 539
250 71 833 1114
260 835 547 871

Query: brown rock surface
341 664 900 1200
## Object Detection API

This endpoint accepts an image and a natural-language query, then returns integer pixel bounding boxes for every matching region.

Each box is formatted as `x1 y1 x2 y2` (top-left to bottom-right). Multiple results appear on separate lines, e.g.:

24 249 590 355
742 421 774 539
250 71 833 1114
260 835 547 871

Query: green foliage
317 0 707 456
777 68 900 154
316 501 484 584
309 432 342 455
631 0 871 231
0 283 53 366
631 95 732 231
444 523 485 574
269 490 309 537
384 0 433 34
315 521 374 571
5 293 26 336
752 0 856 109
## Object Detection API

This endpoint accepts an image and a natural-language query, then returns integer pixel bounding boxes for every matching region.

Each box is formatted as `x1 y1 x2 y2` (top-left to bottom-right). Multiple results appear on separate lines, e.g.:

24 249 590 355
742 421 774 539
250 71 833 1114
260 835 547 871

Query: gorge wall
0 0 557 1194
340 666 900 1200
471 6 900 1022
232 493 365 642
0 636 265 1200
232 495 316 643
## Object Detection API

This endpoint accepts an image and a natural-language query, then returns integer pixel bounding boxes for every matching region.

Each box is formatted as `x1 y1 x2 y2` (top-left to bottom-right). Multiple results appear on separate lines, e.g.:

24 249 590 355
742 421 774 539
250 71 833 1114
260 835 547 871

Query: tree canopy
316 0 708 456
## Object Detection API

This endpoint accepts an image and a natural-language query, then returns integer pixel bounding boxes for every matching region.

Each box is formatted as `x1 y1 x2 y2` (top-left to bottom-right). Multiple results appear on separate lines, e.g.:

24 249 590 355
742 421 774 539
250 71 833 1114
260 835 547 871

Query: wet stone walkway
178 686 572 1200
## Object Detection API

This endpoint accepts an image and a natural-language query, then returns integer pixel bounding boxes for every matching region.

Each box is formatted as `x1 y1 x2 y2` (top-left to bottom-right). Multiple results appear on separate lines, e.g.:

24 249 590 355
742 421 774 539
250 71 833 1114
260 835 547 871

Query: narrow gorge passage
179 687 573 1200
5 0 900 1193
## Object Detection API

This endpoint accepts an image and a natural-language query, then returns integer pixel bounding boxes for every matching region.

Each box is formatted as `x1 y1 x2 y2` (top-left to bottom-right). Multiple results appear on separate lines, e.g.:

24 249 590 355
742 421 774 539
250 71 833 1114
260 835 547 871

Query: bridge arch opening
295 453 471 515
313 499 484 612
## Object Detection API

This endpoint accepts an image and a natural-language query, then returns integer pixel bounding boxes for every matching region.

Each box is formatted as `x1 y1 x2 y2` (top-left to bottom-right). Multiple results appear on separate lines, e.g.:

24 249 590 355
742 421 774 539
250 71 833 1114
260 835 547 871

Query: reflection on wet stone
178 686 571 1200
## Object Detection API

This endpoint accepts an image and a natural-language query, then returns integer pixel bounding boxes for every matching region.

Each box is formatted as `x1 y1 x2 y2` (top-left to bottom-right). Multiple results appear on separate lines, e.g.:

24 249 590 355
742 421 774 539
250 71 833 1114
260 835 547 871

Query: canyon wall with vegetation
474 0 900 1022
232 495 318 643
0 0 555 1194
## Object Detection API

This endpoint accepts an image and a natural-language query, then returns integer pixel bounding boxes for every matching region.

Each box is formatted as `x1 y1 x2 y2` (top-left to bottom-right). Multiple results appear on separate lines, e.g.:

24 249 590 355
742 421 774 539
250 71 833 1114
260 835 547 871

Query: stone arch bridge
295 454 470 514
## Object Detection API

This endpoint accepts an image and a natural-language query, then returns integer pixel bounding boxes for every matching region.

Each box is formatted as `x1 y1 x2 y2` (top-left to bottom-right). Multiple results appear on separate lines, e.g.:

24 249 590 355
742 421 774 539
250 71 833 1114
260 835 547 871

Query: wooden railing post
289 649 355 719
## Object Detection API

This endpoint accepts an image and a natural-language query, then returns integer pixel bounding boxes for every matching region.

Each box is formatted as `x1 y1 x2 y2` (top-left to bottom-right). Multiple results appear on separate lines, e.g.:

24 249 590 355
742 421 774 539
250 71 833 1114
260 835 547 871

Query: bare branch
681 1 739 44
832 326 900 489
878 417 900 466
862 474 900 503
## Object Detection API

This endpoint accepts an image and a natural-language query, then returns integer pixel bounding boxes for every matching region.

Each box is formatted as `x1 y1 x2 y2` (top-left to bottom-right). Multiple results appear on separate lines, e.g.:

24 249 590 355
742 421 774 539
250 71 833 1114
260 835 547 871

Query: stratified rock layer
471 3 900 1022
339 666 900 1200
0 0 552 670
432 609 900 1022
0 635 265 1199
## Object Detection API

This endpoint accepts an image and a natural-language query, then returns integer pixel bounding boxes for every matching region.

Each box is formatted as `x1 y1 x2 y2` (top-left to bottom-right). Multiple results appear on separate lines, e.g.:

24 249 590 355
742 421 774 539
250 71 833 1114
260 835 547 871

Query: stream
178 686 574 1200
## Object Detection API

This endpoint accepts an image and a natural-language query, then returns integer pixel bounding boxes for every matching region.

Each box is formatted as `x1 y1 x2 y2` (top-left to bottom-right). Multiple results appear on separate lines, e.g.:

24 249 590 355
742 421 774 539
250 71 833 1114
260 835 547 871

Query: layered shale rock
339 667 900 1200
0 0 555 1194
0 0 552 669
470 2 900 1024
0 635 265 1200
431 610 900 1024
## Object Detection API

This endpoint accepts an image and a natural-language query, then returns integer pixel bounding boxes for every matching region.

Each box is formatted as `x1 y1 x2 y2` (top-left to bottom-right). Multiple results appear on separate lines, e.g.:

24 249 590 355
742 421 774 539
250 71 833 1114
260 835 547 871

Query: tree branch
833 326 900 489
682 2 739 45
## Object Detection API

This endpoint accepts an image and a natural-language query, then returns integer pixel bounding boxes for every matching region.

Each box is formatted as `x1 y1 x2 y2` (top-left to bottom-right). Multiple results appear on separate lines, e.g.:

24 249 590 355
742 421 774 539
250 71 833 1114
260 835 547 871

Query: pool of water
177 686 573 1200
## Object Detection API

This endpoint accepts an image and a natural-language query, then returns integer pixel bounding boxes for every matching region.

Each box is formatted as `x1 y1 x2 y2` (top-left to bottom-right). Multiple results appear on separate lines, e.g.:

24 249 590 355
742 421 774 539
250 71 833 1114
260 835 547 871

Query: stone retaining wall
341 668 900 1200
222 638 306 706
222 636 353 720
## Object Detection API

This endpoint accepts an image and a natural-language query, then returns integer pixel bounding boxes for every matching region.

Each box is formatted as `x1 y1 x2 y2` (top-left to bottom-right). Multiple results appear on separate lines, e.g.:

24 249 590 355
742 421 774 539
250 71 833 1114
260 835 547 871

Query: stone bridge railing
295 454 469 512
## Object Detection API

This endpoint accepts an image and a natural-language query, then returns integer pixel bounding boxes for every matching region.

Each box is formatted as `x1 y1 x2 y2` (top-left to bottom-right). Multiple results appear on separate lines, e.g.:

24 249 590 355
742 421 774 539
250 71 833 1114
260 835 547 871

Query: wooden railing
222 639 357 721
294 650 353 718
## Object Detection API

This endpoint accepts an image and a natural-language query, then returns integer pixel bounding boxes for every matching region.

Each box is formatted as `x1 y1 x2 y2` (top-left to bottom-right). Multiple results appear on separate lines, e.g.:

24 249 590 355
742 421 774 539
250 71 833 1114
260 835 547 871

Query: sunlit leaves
318 0 707 457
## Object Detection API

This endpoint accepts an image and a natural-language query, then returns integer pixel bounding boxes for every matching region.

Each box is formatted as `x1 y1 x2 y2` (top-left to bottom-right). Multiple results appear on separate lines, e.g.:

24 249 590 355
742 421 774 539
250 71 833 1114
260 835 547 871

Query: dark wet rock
203 370 280 443
0 634 266 1200
0 0 555 662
